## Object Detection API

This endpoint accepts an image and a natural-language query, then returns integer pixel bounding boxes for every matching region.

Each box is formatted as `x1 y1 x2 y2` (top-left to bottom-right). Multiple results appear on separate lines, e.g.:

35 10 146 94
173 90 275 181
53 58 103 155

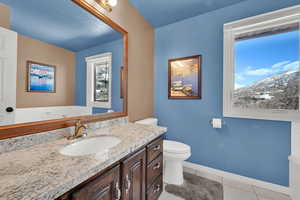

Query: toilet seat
163 140 191 154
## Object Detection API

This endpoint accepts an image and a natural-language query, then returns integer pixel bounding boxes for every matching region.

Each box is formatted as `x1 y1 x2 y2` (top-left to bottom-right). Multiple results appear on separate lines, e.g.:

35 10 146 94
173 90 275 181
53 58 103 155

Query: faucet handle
75 120 82 126
75 120 87 129
67 120 88 140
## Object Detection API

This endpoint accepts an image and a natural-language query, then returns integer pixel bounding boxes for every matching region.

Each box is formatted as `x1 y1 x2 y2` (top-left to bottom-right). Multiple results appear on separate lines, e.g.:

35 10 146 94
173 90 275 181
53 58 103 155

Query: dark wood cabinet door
122 148 146 200
72 165 121 200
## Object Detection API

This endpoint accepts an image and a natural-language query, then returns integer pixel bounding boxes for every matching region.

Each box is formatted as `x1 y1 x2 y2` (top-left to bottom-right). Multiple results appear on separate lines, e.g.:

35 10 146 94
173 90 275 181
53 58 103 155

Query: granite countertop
0 123 167 200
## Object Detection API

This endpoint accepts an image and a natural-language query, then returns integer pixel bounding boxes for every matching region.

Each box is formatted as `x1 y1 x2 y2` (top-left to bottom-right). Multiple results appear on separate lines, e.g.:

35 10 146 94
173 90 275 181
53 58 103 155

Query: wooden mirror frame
0 0 128 140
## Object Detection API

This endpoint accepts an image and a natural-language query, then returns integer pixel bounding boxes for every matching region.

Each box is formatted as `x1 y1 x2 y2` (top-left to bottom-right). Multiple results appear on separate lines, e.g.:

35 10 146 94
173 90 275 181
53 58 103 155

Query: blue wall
155 0 300 186
76 39 123 113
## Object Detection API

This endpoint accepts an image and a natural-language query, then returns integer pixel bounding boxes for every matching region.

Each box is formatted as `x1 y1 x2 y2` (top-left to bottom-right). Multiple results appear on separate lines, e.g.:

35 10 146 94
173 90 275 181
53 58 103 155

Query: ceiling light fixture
95 0 118 12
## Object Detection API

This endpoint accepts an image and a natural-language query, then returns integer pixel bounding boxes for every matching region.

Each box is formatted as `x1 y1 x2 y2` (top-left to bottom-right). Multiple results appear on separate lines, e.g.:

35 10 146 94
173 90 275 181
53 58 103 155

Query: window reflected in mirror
95 62 110 103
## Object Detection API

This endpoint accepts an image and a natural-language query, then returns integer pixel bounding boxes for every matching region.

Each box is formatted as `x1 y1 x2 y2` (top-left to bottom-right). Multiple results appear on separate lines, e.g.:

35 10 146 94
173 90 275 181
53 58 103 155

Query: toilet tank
135 118 158 126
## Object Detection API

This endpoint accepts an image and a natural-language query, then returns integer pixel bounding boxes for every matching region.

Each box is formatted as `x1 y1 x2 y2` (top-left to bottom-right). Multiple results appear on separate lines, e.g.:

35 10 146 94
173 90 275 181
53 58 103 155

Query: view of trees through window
233 28 299 110
94 62 109 102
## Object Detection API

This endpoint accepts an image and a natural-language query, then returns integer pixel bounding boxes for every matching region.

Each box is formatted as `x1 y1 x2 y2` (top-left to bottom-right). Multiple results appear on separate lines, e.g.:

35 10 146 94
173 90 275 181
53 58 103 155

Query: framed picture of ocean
168 55 201 99
27 61 56 93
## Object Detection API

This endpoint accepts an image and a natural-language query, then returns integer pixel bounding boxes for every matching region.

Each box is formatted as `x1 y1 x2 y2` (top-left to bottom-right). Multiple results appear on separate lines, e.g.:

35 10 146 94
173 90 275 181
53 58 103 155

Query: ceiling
128 0 248 27
0 0 122 52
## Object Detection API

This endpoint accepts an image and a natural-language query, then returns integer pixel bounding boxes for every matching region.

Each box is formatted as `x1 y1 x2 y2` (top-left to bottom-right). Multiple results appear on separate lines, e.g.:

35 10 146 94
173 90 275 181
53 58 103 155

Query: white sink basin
59 136 121 156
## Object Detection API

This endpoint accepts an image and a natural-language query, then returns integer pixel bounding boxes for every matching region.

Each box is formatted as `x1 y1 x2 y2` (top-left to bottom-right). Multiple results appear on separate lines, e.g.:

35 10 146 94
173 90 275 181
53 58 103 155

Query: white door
0 27 17 126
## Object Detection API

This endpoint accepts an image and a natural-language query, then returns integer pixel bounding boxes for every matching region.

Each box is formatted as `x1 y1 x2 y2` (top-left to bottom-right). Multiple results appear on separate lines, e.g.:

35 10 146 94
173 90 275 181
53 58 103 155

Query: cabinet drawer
147 154 163 187
147 137 163 164
147 175 163 200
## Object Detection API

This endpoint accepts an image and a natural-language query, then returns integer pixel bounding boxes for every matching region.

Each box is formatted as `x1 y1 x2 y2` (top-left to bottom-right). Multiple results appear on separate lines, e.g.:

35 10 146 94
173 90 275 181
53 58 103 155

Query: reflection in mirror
0 0 124 126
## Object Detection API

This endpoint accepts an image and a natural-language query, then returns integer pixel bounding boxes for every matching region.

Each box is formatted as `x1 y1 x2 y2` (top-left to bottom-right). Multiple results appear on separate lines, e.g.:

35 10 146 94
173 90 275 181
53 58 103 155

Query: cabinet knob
153 163 161 170
153 184 161 194
153 145 161 151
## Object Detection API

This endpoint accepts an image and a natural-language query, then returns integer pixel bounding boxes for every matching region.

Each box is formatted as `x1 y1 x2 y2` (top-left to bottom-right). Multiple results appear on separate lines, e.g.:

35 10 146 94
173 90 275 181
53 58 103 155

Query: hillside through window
233 24 299 110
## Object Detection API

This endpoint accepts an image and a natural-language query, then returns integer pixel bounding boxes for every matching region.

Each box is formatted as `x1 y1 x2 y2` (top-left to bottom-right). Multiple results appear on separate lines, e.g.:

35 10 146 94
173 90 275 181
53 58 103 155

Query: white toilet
135 118 191 186
163 140 191 185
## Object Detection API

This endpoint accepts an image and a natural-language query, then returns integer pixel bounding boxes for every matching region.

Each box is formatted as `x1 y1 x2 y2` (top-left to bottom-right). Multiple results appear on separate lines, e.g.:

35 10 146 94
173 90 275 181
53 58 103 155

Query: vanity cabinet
56 136 163 200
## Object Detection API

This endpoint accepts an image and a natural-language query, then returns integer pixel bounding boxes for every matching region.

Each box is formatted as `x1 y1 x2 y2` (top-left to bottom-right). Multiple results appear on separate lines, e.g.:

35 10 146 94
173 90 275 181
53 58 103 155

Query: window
223 6 300 121
86 53 112 108
94 62 109 102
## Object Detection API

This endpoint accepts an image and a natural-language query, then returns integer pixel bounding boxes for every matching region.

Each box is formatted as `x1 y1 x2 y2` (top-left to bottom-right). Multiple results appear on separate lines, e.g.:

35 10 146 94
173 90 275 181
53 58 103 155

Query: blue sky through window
234 30 299 89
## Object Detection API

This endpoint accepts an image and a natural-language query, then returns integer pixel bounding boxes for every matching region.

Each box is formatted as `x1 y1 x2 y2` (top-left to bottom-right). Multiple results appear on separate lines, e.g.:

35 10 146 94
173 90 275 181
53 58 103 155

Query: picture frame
27 61 56 93
168 55 202 99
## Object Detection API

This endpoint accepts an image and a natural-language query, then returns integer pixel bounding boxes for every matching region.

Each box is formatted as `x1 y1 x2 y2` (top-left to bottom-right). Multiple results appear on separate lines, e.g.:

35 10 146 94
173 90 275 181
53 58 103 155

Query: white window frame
85 52 112 109
223 5 300 121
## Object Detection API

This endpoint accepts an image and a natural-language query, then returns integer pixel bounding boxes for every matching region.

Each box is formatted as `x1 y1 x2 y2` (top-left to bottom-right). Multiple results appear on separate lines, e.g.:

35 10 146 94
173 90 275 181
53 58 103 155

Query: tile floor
159 175 291 200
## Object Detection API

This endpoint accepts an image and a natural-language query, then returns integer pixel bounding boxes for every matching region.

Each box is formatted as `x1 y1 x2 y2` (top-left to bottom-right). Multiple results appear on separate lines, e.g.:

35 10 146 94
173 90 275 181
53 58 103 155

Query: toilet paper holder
209 118 225 128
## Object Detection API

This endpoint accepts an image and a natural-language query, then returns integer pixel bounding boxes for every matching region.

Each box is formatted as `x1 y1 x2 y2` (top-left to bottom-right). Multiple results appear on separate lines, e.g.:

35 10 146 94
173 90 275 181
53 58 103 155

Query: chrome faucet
67 120 88 140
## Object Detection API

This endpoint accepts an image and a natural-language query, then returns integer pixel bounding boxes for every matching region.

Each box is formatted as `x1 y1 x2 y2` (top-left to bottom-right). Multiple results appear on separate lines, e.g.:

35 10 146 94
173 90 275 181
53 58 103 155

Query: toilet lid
163 140 191 154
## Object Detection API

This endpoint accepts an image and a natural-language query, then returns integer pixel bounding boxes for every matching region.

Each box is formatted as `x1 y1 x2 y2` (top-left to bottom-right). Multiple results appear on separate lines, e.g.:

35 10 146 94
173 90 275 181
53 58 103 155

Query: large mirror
0 0 127 130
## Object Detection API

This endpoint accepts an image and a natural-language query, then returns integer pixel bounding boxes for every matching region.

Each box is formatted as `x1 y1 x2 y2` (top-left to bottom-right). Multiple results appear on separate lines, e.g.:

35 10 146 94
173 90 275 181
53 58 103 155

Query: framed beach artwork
168 55 202 99
27 61 56 93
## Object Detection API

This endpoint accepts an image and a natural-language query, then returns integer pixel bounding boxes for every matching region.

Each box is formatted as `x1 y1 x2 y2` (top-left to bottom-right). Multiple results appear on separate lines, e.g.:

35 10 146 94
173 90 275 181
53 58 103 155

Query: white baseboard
183 161 290 195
